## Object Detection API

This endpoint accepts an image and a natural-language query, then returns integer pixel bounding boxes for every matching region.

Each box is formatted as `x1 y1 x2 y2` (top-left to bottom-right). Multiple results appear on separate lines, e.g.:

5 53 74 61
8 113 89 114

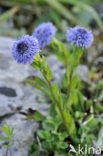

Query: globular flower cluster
12 35 39 64
66 26 93 48
12 22 94 64
33 22 56 49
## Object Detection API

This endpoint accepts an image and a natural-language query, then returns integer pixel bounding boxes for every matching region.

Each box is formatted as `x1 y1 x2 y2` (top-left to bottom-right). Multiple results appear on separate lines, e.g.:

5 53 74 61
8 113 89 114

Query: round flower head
67 26 93 48
12 35 40 64
33 22 56 49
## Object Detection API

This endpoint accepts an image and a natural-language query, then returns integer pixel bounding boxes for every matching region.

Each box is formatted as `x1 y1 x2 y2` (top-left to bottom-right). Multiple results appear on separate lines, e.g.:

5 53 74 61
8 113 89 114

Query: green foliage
20 28 103 155
0 124 14 148
52 37 70 64
32 55 53 81
26 110 46 121
30 116 69 156
27 36 103 155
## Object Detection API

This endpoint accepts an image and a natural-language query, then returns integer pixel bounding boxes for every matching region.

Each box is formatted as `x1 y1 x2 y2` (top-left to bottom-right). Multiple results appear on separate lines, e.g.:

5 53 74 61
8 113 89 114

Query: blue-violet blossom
12 35 40 64
33 22 56 49
67 26 93 48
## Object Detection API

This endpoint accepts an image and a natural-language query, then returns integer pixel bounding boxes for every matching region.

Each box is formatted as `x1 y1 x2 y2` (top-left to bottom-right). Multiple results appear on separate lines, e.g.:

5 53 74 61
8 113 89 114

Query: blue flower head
67 26 93 48
33 22 56 49
12 35 40 64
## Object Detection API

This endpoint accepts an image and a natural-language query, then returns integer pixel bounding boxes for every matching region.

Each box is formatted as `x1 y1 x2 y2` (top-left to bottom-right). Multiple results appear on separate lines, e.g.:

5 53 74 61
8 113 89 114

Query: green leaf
58 132 68 141
56 142 68 149
4 145 9 148
52 83 59 100
85 100 92 110
1 124 14 148
42 119 55 131
66 90 79 109
75 111 84 119
4 142 13 148
63 73 68 88
78 91 84 109
2 124 11 136
94 102 103 112
38 130 51 139
26 76 49 91
52 38 70 64
0 137 9 141
41 56 53 81
25 78 50 96
59 93 63 109
46 64 53 81
31 55 41 69
63 110 76 136
27 110 46 121
41 56 47 69
33 111 46 121
53 115 62 131
42 116 62 131
50 103 57 117
70 75 78 91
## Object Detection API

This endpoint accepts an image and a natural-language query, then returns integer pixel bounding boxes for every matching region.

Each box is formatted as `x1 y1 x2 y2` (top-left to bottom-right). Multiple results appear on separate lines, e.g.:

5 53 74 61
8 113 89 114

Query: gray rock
77 65 89 82
21 83 50 117
47 55 65 82
0 114 39 156
0 94 21 117
0 84 23 117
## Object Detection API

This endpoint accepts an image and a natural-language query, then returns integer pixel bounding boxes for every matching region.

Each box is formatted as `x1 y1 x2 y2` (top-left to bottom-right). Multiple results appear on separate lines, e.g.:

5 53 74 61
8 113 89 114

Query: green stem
67 65 74 100
46 79 74 141
66 48 82 100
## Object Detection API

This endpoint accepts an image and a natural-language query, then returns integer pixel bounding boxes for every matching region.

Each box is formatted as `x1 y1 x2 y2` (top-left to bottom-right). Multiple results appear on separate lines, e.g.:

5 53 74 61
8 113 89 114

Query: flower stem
67 65 74 100
46 79 75 141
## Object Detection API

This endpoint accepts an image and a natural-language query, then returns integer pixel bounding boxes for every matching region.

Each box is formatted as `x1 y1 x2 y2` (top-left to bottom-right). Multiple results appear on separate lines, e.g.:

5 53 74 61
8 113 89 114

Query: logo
69 144 101 155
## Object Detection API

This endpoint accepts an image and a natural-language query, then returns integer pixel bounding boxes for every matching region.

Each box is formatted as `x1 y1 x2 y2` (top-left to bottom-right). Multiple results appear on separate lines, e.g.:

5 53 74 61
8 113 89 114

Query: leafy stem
45 78 75 142
67 65 74 100
0 124 14 156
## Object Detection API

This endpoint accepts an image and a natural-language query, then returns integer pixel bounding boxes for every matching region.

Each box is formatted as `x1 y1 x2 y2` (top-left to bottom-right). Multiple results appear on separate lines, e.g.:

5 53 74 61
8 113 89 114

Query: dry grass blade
60 0 103 30
45 0 79 25
0 6 19 23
